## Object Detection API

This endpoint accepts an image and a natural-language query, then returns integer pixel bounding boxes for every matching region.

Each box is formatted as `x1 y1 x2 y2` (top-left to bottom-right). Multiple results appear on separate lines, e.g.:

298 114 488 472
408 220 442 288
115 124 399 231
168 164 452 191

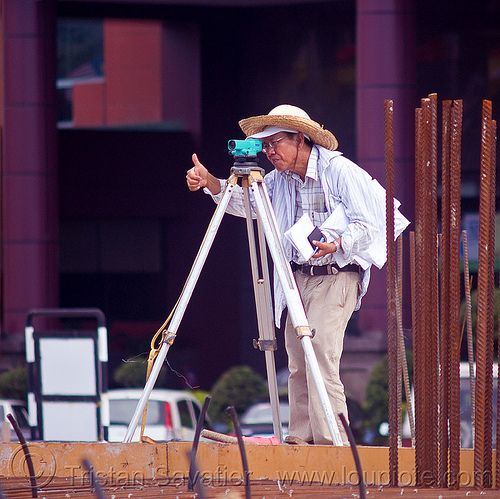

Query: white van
0 399 30 442
402 362 497 448
107 389 208 442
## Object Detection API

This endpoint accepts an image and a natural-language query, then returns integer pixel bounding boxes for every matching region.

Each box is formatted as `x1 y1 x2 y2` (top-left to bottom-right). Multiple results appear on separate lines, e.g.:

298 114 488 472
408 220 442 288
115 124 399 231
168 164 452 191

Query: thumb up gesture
186 153 209 191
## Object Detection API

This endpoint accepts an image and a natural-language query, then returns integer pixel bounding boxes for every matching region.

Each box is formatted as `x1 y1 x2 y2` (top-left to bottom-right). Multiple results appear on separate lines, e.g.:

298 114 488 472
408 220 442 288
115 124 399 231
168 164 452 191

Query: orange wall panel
72 81 106 127
104 20 163 125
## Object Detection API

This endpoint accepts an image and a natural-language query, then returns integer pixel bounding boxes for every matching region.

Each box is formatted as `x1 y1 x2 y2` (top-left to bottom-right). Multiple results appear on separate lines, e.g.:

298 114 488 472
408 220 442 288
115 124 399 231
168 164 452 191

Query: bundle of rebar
413 94 440 486
403 95 464 487
398 96 498 489
440 99 463 489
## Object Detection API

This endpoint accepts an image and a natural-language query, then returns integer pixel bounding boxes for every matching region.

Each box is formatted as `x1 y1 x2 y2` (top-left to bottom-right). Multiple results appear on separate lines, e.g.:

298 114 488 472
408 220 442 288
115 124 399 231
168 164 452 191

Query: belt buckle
327 264 338 275
309 266 314 276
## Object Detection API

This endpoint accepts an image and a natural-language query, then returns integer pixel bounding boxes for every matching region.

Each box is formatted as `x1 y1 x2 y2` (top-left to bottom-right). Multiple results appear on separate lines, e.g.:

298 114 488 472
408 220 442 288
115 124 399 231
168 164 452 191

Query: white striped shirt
207 145 384 326
282 146 336 265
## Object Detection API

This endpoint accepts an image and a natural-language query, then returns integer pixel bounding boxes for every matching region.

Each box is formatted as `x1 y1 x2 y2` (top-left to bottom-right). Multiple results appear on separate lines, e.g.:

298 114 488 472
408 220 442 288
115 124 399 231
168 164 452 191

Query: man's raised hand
186 153 208 191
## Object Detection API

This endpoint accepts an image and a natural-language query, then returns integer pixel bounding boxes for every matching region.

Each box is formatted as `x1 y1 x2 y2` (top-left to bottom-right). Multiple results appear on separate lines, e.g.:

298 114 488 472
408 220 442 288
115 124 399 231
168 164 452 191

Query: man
187 104 406 445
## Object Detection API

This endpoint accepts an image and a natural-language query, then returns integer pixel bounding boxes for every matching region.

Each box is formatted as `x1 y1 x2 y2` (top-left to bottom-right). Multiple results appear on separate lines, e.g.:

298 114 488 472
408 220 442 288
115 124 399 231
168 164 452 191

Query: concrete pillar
356 0 416 332
161 22 201 144
1 0 58 362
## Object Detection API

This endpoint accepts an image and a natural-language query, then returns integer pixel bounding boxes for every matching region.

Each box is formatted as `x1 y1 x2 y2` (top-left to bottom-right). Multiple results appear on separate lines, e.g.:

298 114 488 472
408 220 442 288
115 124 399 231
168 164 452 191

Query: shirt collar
305 145 319 181
280 145 319 182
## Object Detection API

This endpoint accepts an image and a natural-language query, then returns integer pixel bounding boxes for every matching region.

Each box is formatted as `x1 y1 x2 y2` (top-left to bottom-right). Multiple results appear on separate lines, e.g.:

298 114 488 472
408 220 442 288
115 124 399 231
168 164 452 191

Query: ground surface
2 478 500 499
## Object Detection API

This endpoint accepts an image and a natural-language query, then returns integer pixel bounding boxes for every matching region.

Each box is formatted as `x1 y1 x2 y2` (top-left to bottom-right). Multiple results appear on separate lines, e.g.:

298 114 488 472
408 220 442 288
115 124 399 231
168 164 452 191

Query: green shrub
207 365 267 425
362 351 413 445
0 366 28 401
113 357 168 388
192 390 211 406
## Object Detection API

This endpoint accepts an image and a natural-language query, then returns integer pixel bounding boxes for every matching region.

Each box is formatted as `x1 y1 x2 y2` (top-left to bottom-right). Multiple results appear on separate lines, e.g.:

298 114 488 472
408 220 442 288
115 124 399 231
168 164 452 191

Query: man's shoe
284 435 310 446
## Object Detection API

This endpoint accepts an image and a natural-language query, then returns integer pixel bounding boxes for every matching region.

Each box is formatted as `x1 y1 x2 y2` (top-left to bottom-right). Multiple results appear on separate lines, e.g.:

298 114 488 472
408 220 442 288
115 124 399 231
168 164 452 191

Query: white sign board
42 401 98 441
25 308 108 442
39 338 97 396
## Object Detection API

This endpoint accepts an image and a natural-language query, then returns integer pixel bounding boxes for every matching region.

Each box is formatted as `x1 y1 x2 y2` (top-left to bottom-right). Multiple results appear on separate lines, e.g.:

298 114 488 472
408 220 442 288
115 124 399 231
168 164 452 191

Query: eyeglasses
261 135 287 153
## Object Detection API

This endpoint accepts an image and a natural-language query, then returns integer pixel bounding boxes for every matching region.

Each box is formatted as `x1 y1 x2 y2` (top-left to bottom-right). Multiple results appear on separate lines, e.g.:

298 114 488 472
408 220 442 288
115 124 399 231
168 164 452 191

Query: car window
11 406 29 428
242 403 290 424
110 399 163 425
192 401 201 425
177 400 194 429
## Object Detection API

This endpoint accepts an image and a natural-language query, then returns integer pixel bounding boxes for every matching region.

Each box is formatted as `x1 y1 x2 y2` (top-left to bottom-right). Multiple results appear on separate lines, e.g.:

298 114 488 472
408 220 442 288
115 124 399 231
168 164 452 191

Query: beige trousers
285 270 360 445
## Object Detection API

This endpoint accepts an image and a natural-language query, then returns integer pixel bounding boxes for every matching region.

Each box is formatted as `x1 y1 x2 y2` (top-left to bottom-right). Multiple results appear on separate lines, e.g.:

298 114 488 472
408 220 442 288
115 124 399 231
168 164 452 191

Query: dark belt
290 261 360 276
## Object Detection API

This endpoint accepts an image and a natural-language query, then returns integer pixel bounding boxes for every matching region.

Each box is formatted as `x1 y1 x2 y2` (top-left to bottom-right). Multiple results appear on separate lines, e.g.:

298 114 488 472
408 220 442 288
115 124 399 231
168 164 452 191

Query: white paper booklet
320 179 410 270
284 179 410 269
284 213 318 261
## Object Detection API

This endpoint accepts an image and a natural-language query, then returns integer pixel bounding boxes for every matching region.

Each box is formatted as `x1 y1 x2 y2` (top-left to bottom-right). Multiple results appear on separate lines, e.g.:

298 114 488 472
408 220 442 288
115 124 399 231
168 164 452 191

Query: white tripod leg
250 174 343 446
242 180 283 442
123 178 237 443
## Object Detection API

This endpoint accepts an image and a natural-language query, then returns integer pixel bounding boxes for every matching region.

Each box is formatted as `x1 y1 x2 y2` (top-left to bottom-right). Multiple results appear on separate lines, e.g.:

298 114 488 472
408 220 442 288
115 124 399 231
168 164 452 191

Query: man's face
261 132 299 172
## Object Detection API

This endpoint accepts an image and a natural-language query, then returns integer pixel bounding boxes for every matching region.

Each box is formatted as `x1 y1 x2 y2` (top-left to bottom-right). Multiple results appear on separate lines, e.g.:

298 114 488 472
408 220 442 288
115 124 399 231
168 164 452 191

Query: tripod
123 156 343 445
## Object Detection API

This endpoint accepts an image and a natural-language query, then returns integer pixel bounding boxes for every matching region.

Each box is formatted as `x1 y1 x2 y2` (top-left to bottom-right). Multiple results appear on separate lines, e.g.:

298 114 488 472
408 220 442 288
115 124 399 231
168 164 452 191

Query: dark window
177 400 194 429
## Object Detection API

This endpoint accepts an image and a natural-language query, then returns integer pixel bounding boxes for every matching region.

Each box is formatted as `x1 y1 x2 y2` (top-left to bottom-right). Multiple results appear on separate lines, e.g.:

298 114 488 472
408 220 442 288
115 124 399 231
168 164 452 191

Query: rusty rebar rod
410 231 416 347
413 105 427 486
226 406 251 499
428 94 440 486
418 95 439 486
486 116 496 488
384 99 398 486
339 413 367 499
422 96 434 483
462 231 475 449
487 116 496 468
413 107 425 485
397 235 414 444
439 100 452 487
188 395 211 491
490 120 500 491
6 414 38 498
409 230 417 447
448 99 463 490
474 100 494 489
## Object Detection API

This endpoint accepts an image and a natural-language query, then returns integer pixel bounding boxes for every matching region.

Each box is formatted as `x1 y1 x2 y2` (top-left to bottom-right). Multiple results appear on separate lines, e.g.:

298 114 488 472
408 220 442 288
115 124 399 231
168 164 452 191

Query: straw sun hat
239 104 338 151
